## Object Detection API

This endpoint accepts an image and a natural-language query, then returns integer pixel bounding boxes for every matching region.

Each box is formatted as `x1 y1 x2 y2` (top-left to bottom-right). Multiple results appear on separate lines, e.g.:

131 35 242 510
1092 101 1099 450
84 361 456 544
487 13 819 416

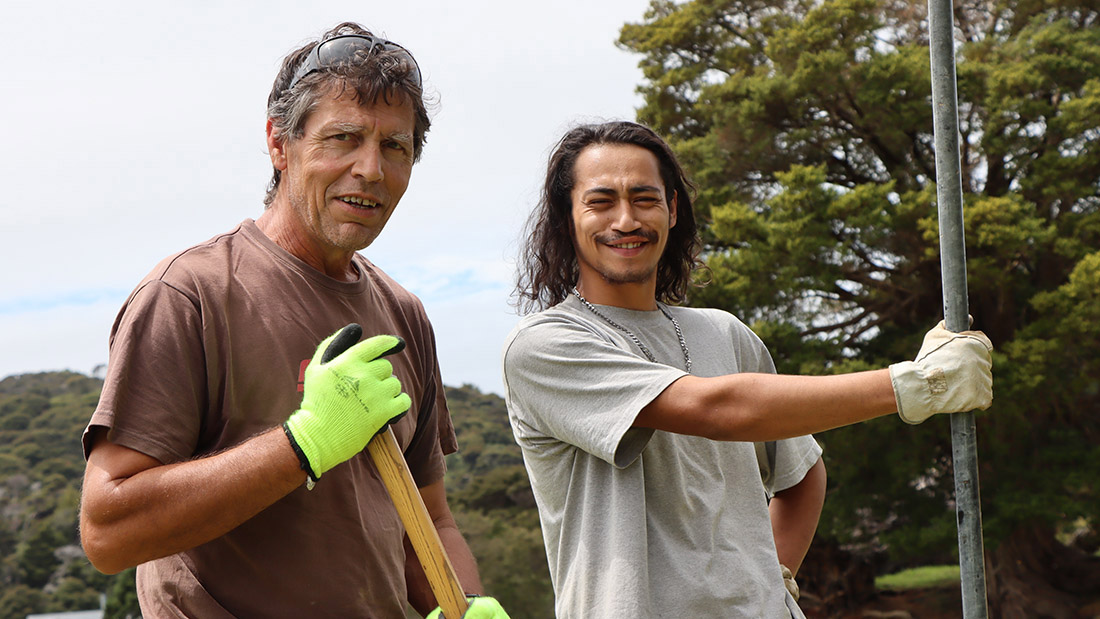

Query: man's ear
266 119 288 171
669 190 678 229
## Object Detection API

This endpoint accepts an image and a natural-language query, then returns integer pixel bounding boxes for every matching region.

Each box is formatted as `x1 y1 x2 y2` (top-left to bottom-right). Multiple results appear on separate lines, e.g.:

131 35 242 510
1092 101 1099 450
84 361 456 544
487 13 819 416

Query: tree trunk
986 524 1100 618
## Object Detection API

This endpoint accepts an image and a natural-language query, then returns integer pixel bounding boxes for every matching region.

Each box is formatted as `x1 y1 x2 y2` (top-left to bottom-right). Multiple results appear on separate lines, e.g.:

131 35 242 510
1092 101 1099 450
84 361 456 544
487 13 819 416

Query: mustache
594 229 658 244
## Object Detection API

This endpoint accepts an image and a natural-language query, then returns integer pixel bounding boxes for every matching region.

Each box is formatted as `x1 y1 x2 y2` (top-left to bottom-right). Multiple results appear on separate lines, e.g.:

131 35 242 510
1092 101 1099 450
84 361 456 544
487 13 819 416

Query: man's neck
255 207 358 282
574 276 658 311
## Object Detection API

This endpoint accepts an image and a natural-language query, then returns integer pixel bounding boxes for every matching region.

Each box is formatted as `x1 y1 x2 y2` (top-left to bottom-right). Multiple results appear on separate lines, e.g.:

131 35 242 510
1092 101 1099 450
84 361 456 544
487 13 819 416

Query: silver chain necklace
572 287 692 374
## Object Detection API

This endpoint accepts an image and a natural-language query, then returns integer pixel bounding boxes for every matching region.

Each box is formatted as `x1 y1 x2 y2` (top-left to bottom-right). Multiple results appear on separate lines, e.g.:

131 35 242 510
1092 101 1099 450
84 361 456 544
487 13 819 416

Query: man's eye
332 133 352 141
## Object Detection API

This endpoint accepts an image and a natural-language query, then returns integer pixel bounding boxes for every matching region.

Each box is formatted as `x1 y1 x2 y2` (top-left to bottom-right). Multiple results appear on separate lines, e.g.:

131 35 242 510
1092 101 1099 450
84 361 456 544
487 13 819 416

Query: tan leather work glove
780 564 800 601
888 321 993 424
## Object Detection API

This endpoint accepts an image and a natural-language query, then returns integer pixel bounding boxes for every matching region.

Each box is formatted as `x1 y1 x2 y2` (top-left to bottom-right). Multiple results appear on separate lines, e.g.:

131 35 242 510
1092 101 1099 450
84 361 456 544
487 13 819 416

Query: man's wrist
282 421 318 489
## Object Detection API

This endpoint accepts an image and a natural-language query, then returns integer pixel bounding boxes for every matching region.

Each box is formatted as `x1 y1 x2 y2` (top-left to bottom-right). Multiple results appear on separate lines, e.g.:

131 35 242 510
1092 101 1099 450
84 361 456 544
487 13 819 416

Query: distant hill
0 372 112 618
0 372 553 618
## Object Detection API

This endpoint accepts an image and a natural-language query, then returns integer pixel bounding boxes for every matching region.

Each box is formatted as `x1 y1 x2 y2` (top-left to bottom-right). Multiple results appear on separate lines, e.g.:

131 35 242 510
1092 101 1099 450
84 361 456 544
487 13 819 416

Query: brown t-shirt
84 219 458 618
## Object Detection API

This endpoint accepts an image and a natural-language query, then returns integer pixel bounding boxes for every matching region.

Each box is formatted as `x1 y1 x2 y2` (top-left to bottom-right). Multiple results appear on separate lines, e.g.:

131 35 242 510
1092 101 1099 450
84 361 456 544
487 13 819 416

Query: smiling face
265 86 416 274
570 143 677 308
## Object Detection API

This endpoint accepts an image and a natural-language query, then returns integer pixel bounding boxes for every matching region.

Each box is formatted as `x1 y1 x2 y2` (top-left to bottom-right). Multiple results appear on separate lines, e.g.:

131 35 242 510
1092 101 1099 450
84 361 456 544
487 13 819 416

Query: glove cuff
888 361 933 425
283 421 319 489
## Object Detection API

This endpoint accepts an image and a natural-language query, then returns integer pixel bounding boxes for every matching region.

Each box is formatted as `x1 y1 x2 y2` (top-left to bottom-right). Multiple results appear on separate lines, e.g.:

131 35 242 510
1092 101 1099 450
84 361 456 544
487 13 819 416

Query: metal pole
927 0 989 616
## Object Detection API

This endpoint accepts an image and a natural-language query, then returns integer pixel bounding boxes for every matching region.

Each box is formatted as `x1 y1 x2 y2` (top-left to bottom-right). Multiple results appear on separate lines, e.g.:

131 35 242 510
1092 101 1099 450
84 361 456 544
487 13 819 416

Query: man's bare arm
637 324 993 440
636 370 898 441
405 479 483 615
769 456 826 575
80 427 306 574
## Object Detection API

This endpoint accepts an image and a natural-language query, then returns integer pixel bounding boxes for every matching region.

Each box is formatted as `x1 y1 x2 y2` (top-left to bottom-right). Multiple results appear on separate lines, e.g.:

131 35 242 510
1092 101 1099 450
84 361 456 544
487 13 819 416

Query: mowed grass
875 565 960 591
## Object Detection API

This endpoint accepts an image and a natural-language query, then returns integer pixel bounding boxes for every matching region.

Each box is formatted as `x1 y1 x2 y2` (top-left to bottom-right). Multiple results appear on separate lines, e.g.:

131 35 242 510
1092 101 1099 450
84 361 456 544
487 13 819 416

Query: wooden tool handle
367 427 469 618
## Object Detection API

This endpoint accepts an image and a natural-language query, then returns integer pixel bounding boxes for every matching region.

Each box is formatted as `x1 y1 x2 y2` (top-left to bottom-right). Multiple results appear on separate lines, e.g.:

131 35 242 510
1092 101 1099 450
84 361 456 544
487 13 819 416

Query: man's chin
596 269 657 286
330 223 383 252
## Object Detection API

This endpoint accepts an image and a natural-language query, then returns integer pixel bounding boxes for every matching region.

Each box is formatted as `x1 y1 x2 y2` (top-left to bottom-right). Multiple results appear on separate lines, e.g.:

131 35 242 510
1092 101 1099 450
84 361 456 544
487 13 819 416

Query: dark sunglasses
288 34 422 90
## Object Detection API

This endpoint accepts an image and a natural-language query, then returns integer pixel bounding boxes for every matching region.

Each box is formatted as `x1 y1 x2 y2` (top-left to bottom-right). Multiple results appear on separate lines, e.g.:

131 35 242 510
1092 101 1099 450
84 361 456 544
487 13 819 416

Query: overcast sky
0 0 654 396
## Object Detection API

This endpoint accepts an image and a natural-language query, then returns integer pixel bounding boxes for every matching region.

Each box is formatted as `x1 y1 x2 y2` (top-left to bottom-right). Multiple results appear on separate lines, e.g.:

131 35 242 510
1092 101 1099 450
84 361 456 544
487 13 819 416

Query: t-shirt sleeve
84 279 208 464
769 435 823 494
403 362 451 488
503 314 687 468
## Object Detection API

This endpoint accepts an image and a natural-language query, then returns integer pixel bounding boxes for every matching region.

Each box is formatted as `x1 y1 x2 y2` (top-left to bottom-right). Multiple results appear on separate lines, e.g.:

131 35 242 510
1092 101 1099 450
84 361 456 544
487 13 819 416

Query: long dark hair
513 121 702 313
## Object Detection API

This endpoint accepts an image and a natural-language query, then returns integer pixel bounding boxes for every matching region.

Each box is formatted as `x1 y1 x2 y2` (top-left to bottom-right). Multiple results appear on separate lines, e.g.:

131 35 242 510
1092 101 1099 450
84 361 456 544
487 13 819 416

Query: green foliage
0 584 45 619
620 0 1100 571
0 372 109 612
104 568 140 619
443 385 553 618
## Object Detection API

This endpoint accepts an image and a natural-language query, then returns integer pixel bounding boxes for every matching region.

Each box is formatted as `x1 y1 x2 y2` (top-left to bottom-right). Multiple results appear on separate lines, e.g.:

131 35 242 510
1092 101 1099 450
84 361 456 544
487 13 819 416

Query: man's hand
426 596 510 619
889 321 993 424
780 564 800 601
284 324 412 481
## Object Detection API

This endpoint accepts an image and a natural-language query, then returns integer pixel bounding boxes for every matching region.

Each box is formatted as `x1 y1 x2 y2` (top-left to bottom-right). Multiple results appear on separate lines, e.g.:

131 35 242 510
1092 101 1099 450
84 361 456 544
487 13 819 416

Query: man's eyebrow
581 184 663 198
387 131 414 146
325 121 364 133
582 187 616 198
319 122 412 142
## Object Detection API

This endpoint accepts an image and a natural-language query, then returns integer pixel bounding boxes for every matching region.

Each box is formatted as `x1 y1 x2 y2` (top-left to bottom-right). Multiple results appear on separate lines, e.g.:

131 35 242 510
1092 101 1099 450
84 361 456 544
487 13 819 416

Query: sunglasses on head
288 34 422 91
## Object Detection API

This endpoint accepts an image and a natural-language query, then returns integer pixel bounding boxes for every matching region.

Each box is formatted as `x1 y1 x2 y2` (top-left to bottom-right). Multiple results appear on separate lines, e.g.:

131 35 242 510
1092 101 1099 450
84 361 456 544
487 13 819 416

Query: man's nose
351 144 384 183
611 200 641 232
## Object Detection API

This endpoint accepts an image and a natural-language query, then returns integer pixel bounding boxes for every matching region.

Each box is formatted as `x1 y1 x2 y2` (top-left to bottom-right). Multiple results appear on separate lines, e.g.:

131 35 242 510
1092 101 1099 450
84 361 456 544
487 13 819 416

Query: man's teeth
612 242 643 249
342 197 379 208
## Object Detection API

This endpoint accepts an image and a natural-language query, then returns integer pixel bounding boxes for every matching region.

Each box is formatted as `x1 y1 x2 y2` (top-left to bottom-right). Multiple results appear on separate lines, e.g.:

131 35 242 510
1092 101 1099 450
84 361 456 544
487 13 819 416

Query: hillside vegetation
0 372 553 618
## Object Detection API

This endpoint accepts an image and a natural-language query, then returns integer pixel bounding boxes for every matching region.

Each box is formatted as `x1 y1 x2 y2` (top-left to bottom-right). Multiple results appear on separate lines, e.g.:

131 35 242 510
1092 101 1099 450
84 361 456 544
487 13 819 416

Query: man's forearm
769 457 826 574
437 521 483 596
80 426 306 574
640 370 898 441
404 515 483 615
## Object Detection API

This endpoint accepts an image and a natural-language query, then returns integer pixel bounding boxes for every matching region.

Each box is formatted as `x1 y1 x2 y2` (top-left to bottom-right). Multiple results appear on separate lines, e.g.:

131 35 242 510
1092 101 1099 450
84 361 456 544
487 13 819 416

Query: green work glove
425 596 510 619
284 324 412 482
888 320 993 424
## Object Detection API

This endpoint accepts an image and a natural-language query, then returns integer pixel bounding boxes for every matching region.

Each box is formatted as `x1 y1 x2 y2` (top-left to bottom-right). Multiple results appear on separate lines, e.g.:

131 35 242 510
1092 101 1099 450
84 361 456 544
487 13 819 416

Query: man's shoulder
675 305 751 329
504 302 580 353
507 300 596 340
354 256 429 315
670 306 770 352
143 220 254 286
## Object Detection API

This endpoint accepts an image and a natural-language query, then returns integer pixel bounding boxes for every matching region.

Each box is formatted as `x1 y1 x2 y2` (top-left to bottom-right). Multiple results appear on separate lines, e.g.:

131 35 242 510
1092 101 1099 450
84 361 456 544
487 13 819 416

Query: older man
503 121 993 618
80 22 506 618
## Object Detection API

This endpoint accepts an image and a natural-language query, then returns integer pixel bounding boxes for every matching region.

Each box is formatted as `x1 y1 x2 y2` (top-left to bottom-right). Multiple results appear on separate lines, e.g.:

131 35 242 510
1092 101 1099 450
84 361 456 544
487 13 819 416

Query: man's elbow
79 505 140 575
80 526 130 575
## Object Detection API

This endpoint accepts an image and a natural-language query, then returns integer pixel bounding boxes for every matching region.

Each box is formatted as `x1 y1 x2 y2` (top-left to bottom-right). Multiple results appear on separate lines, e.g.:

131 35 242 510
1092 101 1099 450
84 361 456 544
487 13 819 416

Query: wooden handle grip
366 427 469 618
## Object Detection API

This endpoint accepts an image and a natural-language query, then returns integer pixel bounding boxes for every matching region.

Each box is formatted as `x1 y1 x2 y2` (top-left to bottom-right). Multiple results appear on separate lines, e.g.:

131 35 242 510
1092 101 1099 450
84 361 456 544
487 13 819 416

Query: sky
0 0 654 397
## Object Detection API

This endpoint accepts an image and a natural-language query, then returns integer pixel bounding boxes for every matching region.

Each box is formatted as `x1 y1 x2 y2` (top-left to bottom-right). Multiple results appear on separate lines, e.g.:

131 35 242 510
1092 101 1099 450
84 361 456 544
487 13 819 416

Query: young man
80 22 507 618
503 121 992 618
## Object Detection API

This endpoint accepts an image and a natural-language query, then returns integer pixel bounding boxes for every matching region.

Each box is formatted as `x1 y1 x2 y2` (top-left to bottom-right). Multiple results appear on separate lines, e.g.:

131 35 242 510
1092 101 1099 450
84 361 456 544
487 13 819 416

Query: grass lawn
875 565 960 591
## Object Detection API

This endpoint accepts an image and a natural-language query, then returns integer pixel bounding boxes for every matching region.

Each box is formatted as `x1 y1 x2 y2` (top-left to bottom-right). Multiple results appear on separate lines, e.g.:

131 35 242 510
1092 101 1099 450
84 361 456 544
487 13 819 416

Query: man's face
570 143 677 291
272 88 416 257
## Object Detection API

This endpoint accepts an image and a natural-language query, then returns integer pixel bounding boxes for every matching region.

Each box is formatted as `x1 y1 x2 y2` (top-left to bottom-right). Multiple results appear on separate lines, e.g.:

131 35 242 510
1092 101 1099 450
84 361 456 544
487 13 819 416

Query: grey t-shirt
502 296 821 618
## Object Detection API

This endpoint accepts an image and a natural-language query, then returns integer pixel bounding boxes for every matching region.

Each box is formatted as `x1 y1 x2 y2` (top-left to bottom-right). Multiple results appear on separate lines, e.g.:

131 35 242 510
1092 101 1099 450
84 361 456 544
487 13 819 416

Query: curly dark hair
263 22 431 206
513 121 702 313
